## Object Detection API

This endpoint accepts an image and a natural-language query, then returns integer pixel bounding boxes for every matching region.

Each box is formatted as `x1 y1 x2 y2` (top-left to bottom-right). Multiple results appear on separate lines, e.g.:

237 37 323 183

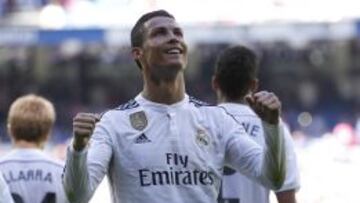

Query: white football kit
0 149 69 203
0 172 14 203
63 94 286 203
218 103 300 203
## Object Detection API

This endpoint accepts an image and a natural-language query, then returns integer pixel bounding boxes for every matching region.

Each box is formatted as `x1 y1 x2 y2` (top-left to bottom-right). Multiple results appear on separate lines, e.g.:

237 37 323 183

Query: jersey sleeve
63 114 113 203
275 123 301 192
223 112 286 190
0 173 14 203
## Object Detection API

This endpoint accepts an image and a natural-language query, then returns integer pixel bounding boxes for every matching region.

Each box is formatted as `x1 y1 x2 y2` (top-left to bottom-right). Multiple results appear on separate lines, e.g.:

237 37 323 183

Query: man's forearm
63 147 92 203
276 189 297 203
261 122 286 190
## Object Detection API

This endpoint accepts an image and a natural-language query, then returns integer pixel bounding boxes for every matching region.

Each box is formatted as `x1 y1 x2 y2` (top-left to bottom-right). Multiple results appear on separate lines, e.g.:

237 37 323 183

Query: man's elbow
270 170 286 190
272 179 285 190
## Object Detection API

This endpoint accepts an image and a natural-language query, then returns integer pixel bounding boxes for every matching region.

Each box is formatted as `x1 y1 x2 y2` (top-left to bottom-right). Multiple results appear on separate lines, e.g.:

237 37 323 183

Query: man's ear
7 123 13 139
131 47 143 60
211 75 219 91
7 123 11 134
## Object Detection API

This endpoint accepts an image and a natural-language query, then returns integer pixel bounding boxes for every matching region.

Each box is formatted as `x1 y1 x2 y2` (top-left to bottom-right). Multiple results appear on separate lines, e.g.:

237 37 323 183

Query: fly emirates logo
139 153 215 186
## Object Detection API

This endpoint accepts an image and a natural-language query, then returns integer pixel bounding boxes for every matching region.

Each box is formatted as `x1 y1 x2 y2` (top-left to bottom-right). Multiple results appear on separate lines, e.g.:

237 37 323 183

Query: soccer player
0 94 69 203
0 172 14 203
63 10 286 203
213 45 300 203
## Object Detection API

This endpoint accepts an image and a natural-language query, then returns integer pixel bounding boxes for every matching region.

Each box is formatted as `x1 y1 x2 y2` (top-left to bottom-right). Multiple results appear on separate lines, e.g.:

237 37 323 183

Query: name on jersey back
3 169 53 184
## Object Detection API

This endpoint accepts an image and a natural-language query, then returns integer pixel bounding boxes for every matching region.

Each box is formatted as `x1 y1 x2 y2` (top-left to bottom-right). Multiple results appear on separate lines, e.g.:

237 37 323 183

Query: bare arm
276 189 297 203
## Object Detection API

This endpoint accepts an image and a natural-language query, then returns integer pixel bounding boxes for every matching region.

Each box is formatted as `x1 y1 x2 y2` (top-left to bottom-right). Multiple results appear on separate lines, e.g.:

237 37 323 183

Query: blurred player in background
0 171 13 203
63 10 286 203
213 45 300 203
0 94 69 203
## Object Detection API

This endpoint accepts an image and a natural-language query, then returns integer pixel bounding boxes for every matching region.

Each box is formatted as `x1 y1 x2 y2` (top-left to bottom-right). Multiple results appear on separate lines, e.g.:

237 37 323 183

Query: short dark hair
131 10 175 69
214 45 258 100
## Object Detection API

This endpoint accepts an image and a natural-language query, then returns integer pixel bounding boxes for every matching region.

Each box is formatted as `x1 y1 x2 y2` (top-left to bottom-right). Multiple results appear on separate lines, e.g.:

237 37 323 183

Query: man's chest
112 111 223 175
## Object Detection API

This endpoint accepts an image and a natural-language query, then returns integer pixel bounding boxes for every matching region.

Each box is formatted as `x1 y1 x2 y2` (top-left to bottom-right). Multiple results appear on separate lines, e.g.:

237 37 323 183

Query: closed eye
174 28 183 37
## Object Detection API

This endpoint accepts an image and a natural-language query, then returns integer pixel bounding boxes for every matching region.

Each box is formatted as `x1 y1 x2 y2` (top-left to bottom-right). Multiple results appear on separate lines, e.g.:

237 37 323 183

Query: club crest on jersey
130 111 148 131
196 129 209 146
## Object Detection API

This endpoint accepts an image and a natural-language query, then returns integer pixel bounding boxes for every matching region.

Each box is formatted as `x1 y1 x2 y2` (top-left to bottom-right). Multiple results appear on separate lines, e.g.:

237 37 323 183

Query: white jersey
0 172 14 203
63 94 286 203
0 149 69 203
219 103 300 203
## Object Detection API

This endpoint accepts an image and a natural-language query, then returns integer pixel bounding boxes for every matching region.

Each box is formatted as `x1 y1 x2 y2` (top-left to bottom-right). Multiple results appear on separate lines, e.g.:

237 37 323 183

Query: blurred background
0 0 359 202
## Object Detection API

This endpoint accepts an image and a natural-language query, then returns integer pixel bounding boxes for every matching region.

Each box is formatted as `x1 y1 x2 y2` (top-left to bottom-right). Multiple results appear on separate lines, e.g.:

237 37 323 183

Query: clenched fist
72 113 101 151
245 91 281 125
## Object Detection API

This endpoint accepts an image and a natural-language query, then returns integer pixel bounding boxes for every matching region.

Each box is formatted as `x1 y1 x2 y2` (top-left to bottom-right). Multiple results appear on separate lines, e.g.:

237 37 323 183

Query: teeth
167 49 181 54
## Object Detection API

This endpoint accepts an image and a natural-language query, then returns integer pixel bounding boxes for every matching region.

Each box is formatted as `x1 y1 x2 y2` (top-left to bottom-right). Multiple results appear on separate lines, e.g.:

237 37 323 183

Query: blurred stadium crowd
1 38 360 143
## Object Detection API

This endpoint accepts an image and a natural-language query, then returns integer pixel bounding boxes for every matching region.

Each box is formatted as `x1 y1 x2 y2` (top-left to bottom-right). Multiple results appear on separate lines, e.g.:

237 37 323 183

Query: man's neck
217 95 246 105
13 140 44 149
142 74 185 105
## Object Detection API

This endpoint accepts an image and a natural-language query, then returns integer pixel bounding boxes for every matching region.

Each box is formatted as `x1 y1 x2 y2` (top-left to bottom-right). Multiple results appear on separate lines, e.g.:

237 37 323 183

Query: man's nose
168 32 180 43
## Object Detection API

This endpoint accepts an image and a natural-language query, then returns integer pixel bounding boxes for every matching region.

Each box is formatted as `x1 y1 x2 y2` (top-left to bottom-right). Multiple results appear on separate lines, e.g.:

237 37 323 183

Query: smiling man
63 10 286 203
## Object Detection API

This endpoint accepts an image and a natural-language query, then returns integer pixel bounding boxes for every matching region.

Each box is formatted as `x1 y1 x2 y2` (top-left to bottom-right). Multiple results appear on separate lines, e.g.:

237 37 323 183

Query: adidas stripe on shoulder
116 99 140 111
189 96 212 107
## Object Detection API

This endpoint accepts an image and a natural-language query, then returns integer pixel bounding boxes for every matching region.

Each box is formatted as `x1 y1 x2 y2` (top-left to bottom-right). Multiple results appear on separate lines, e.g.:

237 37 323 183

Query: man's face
136 16 188 72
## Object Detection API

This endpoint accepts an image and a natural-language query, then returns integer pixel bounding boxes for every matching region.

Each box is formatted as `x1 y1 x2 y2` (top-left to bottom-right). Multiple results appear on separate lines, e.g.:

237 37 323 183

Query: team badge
130 111 148 131
196 129 210 146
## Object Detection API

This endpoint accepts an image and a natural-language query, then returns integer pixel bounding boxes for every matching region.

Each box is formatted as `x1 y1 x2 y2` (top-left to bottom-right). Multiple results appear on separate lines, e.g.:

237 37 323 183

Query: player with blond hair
0 94 69 203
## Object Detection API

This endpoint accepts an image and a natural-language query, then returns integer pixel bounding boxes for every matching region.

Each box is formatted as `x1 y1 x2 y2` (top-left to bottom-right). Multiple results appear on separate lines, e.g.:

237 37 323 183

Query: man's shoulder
218 103 258 118
115 99 140 111
188 96 213 108
186 97 240 127
0 150 64 170
96 99 148 134
100 99 142 118
187 96 228 117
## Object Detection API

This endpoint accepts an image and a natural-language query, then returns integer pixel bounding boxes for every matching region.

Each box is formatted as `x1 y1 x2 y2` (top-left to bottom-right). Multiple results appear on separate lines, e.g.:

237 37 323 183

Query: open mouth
165 47 183 55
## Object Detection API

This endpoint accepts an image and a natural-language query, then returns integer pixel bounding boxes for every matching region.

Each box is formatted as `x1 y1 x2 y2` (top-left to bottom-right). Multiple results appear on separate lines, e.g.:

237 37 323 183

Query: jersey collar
135 93 189 112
